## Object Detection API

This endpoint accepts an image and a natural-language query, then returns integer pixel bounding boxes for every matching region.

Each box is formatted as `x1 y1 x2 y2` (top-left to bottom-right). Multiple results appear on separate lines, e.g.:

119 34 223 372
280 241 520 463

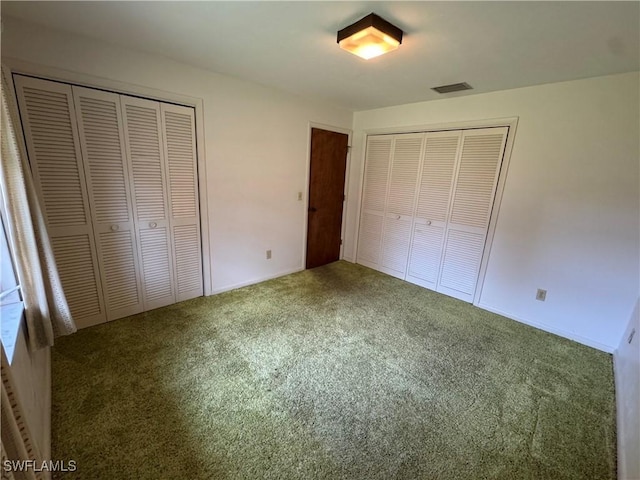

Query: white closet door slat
161 104 203 301
415 132 460 222
357 135 392 268
406 224 446 288
121 96 176 310
361 136 392 213
380 215 413 278
356 212 384 267
449 129 507 228
164 108 199 219
173 224 202 298
437 229 486 300
75 94 130 225
14 75 106 328
51 235 103 320
379 134 423 277
122 100 167 221
99 230 141 311
437 127 508 302
407 131 460 288
138 227 174 302
386 135 423 216
73 86 144 320
18 84 87 228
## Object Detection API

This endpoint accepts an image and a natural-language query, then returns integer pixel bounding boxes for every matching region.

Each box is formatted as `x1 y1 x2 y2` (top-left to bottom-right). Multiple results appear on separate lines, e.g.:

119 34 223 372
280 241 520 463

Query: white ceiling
2 1 639 111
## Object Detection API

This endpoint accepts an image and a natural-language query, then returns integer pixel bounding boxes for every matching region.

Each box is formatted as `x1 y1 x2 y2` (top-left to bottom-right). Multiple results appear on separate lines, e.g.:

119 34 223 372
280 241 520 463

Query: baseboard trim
476 303 615 353
210 267 305 295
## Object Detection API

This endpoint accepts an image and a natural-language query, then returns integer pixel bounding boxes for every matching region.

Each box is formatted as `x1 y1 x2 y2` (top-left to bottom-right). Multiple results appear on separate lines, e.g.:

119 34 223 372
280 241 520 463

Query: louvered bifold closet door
437 127 508 302
406 131 461 290
160 104 203 301
121 96 176 310
379 134 424 279
14 76 107 328
72 86 144 320
356 135 392 269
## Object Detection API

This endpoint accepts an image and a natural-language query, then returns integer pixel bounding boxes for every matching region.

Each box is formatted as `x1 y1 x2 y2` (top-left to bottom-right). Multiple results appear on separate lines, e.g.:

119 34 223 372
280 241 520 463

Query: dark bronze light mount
337 13 403 60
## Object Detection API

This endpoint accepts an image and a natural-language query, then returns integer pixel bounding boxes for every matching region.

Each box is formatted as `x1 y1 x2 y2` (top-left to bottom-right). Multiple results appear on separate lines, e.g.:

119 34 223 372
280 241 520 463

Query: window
0 191 23 362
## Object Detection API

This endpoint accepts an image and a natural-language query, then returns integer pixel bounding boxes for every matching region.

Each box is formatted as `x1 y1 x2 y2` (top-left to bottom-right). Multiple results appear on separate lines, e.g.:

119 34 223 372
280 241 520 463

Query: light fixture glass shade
337 13 403 60
339 26 401 60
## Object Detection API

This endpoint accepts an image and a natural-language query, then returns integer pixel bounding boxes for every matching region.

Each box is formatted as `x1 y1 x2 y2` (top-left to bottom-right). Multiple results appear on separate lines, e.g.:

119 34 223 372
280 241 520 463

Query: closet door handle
110 224 119 232
396 215 401 220
149 222 157 229
426 220 432 225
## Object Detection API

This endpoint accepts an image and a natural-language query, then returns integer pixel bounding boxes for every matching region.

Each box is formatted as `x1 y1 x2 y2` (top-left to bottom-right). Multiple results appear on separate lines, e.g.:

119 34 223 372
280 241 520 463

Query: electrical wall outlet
266 249 272 260
536 289 547 301
297 192 303 201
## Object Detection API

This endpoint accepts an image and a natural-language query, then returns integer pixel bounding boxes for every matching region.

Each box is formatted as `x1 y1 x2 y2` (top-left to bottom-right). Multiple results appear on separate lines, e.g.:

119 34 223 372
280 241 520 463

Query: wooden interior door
306 128 349 269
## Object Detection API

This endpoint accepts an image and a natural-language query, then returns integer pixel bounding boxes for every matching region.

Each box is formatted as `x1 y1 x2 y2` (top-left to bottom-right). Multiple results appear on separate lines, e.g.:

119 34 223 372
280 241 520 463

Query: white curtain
0 73 76 350
1 441 17 480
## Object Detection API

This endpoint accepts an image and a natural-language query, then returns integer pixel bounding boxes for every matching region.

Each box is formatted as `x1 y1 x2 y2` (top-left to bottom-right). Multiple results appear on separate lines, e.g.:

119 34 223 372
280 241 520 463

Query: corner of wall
614 297 640 480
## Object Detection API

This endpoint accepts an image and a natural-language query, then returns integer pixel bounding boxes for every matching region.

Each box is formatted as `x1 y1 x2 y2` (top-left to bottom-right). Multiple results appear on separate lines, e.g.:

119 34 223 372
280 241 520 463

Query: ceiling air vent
431 82 473 94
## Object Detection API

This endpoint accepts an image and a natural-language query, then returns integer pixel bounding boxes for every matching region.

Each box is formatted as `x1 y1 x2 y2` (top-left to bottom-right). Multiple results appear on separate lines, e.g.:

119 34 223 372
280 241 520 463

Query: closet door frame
354 117 518 306
3 60 212 298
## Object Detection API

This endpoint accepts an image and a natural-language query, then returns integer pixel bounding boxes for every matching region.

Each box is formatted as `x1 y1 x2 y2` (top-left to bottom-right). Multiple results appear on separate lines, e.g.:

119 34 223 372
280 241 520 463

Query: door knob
110 224 119 232
308 207 317 212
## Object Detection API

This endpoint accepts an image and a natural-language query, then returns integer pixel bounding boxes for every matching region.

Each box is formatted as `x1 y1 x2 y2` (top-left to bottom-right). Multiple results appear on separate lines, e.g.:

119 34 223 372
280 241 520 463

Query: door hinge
340 239 343 245
343 194 346 202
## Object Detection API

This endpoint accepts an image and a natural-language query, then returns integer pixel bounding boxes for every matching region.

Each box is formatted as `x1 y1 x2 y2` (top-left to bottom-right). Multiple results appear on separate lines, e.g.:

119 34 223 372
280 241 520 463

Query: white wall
1 17 353 294
615 298 640 480
8 325 51 462
347 72 640 352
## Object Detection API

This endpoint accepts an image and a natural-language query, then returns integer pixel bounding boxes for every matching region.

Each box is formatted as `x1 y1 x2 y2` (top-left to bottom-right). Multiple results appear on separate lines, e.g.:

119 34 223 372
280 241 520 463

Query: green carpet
51 261 616 479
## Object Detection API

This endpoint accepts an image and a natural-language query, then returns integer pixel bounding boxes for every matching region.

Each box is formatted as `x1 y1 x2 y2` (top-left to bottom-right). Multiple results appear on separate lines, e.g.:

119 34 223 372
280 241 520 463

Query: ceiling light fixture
337 13 403 60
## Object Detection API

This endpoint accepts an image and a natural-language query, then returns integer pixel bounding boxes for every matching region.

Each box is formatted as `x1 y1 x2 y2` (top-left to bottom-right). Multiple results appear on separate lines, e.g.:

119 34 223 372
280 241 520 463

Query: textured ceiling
2 1 639 111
